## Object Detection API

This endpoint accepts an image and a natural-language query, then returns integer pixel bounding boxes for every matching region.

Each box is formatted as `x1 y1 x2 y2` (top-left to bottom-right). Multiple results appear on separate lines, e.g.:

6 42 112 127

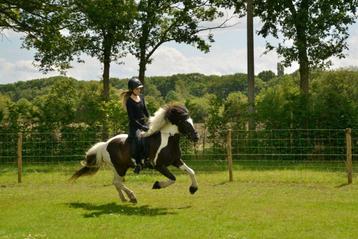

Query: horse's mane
144 104 189 136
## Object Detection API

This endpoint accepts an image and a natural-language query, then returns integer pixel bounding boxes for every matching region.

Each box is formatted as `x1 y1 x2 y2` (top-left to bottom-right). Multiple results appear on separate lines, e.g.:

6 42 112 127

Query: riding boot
133 158 143 174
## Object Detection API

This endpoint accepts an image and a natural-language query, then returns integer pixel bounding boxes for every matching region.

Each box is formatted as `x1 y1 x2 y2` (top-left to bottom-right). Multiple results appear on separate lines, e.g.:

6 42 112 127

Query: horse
69 104 199 203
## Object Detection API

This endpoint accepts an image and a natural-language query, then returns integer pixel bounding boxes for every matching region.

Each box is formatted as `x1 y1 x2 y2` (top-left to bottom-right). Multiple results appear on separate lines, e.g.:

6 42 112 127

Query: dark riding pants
128 128 144 164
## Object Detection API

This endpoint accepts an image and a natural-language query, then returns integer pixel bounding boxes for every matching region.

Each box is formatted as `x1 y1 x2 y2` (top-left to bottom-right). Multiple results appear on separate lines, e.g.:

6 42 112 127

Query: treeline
1 70 358 137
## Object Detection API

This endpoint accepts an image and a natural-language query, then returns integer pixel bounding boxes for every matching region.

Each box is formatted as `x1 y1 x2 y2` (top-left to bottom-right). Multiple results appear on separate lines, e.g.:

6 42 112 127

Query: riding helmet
128 77 143 90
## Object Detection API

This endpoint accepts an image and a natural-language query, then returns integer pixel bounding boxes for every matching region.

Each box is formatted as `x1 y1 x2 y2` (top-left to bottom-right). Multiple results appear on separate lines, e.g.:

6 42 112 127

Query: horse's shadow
68 202 177 218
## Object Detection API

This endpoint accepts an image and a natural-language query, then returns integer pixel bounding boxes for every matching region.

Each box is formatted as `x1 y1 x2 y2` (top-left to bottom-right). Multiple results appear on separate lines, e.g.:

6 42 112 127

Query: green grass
1 162 358 239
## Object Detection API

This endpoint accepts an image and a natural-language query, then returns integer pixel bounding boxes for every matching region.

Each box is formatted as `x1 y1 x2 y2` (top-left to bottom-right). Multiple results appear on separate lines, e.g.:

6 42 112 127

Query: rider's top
126 95 149 131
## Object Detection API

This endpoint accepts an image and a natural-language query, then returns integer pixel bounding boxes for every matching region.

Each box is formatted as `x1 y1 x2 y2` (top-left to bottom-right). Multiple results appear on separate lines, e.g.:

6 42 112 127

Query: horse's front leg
179 162 198 194
113 173 137 203
152 165 176 189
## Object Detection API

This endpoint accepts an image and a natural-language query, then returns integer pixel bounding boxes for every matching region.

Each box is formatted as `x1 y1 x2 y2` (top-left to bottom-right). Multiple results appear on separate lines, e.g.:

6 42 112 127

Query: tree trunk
298 51 309 94
101 56 110 140
102 58 110 102
296 27 310 128
101 35 112 140
247 0 255 130
295 0 310 95
138 56 146 85
138 20 149 86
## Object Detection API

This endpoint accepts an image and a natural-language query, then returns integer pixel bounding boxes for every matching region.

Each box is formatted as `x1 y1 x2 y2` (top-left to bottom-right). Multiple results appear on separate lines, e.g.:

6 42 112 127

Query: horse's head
165 105 199 142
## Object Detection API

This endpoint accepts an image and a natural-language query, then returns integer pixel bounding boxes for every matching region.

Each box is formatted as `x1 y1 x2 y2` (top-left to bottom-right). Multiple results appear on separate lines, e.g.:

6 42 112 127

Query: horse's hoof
130 198 137 204
189 186 198 194
152 181 161 189
120 198 128 203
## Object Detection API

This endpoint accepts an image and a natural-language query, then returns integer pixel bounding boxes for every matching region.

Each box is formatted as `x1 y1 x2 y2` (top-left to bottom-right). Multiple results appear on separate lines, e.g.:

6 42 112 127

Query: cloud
331 35 358 69
1 30 24 39
145 44 298 77
0 58 58 84
0 23 357 84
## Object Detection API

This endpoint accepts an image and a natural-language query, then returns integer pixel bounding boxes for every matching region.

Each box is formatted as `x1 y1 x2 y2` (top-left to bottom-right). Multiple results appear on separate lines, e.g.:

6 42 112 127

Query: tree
254 0 357 94
258 70 275 82
0 0 60 33
34 78 78 128
75 81 104 127
131 0 228 84
223 91 248 129
310 70 358 128
7 98 38 130
0 94 11 125
23 0 136 102
185 95 211 123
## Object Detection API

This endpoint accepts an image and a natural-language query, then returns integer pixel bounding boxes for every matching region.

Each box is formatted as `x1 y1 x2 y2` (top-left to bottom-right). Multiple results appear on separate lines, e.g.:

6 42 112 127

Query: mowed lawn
1 163 358 239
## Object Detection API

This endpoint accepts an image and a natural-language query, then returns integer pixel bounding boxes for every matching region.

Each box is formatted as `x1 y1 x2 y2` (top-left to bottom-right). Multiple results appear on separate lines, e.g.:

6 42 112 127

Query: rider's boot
133 158 143 174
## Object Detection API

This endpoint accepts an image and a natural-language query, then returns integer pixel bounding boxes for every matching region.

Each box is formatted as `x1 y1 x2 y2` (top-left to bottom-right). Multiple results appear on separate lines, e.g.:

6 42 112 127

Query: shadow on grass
68 202 177 218
335 183 353 188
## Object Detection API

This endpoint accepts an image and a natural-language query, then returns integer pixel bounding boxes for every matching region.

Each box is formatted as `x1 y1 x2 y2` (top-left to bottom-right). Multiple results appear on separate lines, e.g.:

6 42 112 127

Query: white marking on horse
153 123 179 165
179 163 198 188
187 117 194 126
113 172 137 203
142 107 167 137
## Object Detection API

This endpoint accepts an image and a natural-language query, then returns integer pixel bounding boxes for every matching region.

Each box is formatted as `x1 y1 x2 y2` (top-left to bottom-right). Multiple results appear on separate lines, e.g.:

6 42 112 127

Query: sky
0 16 357 85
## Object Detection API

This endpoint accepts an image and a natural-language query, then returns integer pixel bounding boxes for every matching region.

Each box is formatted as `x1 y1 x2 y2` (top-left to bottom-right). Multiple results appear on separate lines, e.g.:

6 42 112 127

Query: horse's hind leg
152 165 176 189
179 163 198 194
113 174 127 202
113 173 137 203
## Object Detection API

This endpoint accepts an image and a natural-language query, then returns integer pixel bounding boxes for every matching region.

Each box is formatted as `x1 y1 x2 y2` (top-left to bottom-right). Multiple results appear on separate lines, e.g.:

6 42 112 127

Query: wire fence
0 128 357 182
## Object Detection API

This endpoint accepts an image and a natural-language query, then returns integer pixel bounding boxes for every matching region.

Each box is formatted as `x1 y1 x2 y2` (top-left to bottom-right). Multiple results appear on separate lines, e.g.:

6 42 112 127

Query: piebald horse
70 104 199 203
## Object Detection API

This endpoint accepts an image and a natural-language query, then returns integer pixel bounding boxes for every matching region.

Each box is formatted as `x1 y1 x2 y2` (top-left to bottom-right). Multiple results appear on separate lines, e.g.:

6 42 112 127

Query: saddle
128 134 153 169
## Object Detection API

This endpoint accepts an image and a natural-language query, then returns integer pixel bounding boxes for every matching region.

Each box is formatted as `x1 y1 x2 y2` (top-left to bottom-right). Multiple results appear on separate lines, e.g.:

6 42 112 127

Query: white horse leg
179 163 198 194
113 173 137 203
113 174 127 202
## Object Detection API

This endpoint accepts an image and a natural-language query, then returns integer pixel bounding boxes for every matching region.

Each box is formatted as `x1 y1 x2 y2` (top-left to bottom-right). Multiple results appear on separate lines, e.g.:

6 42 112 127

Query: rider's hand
140 131 146 137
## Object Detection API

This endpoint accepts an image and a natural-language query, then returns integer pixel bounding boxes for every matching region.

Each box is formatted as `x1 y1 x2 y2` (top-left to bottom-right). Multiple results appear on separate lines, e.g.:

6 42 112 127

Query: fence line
0 128 356 184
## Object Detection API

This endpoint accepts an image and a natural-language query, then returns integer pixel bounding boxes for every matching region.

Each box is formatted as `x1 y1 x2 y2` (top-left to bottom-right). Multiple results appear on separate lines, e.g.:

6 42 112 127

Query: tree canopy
254 0 357 94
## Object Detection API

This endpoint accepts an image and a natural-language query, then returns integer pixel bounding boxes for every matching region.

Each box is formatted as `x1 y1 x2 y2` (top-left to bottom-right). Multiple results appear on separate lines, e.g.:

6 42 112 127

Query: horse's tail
69 142 107 182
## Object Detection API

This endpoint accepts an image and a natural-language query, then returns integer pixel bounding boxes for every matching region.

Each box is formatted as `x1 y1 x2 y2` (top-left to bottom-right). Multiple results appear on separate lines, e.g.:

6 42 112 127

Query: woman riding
120 77 149 174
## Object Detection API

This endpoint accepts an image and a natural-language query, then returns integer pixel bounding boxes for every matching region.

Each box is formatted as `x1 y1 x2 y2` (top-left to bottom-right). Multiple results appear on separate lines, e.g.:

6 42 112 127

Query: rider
120 77 149 174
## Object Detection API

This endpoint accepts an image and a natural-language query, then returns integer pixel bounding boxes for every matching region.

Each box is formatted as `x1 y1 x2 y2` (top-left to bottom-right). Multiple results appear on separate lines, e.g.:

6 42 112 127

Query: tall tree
22 0 136 139
255 0 357 94
131 0 229 84
23 0 136 102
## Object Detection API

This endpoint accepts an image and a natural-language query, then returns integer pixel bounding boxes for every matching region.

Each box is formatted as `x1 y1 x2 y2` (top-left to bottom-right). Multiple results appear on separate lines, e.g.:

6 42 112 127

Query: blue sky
0 16 357 84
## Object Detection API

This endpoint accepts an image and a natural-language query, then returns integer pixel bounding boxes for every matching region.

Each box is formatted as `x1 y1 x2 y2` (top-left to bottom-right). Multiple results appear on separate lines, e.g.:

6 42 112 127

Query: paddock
1 163 358 239
0 129 357 238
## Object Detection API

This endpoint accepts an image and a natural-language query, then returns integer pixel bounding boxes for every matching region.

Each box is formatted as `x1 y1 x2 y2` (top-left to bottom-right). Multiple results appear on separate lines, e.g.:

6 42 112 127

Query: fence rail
0 128 356 183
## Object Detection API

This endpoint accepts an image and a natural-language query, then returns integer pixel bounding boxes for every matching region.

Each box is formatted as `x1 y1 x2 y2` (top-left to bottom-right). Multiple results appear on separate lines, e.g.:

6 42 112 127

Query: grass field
1 162 358 239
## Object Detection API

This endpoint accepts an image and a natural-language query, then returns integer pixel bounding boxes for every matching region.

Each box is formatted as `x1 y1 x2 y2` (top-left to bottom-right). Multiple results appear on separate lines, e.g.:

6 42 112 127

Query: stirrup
133 164 142 174
143 159 153 169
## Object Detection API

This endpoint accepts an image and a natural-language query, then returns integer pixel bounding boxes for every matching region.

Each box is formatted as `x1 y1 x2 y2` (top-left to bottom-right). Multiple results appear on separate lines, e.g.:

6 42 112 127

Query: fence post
345 128 353 184
226 128 233 182
17 132 23 183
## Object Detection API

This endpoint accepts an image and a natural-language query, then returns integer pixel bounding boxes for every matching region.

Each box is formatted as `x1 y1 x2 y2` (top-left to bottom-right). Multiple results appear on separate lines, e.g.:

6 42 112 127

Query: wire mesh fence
0 128 356 182
182 129 355 176
0 131 102 165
